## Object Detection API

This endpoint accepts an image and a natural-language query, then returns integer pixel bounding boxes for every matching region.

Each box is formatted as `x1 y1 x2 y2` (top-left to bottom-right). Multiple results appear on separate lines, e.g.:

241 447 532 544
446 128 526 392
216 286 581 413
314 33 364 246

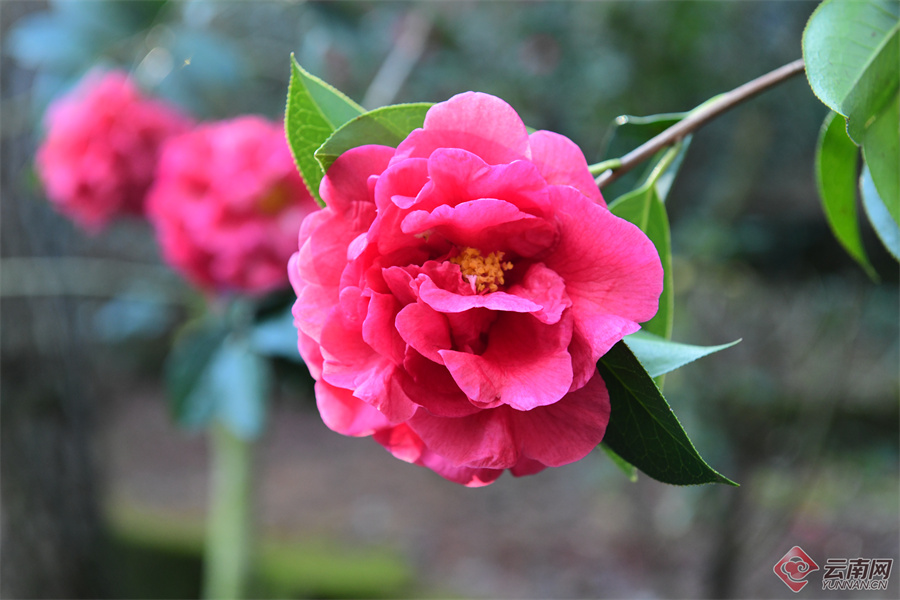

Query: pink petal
529 130 605 204
361 290 405 365
369 158 431 254
400 351 481 417
408 407 519 469
420 149 551 215
401 199 556 257
567 329 597 392
439 312 574 411
507 262 572 324
510 372 610 467
544 186 663 360
418 276 542 314
315 380 392 437
296 207 374 289
509 457 547 477
392 92 531 166
394 302 451 364
297 329 324 380
320 145 395 212
373 423 503 486
319 289 417 423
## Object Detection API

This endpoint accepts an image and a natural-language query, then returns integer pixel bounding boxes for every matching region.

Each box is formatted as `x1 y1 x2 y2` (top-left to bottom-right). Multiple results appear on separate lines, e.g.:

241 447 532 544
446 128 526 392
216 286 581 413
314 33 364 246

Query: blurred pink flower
148 116 318 295
289 92 663 486
36 70 192 232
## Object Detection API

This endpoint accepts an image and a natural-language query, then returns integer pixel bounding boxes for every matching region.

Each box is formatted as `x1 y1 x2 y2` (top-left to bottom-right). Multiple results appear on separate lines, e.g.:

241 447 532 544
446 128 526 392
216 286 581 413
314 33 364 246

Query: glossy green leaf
816 111 879 279
285 55 364 206
600 443 638 482
165 318 230 430
861 92 900 227
206 336 270 440
624 330 740 379
803 0 900 142
598 341 736 486
861 163 900 260
654 135 692 203
315 103 432 175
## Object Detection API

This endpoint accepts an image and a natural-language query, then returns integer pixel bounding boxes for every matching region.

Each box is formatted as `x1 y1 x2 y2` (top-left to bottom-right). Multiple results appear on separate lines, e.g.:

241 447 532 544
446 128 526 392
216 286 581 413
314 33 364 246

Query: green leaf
165 318 230 430
861 92 900 227
861 163 900 260
815 111 879 279
624 330 740 379
803 0 900 142
285 55 364 206
598 341 737 486
654 135 692 203
315 103 432 175
600 443 638 482
206 336 271 440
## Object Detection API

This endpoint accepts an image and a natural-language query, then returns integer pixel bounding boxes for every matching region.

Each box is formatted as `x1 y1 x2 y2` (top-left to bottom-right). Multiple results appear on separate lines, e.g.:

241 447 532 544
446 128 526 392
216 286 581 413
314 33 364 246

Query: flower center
450 247 513 293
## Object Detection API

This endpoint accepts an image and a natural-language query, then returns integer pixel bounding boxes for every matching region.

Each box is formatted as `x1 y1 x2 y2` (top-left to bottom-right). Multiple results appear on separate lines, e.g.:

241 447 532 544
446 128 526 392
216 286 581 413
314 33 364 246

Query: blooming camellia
36 70 192 231
289 92 663 486
148 116 318 295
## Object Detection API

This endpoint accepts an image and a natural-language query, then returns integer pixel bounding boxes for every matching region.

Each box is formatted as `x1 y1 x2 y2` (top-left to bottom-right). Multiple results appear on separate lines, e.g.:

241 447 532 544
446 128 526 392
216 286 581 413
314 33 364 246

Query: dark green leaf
861 163 900 260
861 92 900 227
624 330 740 379
600 443 638 482
654 135 692 203
285 55 364 206
598 341 737 486
250 307 303 362
315 103 432 175
207 336 270 440
815 111 879 279
803 0 900 142
165 318 230 430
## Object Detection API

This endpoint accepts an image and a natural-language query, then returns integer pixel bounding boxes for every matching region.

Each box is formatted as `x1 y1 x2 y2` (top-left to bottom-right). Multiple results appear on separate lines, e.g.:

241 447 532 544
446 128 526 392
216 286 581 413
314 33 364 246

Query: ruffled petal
400 351 481 417
420 149 550 215
316 380 392 437
320 145 395 212
418 276 542 314
394 302 452 364
439 312 574 411
408 407 519 469
510 372 610 467
529 130 604 205
507 262 572 325
373 423 503 486
544 186 663 360
401 199 556 257
393 93 531 165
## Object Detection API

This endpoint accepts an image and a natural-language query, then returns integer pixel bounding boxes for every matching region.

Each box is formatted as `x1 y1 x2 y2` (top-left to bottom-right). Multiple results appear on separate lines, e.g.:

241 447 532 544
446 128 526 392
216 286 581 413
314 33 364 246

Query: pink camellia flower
147 116 318 295
36 70 193 231
289 92 663 486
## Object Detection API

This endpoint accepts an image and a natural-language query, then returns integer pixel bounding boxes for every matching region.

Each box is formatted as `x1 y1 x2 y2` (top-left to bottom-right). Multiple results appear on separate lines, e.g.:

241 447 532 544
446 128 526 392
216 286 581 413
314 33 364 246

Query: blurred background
2 1 897 598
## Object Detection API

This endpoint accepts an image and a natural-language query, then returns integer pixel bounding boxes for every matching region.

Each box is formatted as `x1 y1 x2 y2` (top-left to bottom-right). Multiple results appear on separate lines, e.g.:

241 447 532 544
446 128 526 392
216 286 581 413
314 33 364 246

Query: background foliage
2 1 897 598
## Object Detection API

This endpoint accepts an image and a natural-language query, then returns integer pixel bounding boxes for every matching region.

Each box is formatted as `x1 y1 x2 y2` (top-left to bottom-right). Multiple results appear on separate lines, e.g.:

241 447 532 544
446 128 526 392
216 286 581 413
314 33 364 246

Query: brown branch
595 58 806 189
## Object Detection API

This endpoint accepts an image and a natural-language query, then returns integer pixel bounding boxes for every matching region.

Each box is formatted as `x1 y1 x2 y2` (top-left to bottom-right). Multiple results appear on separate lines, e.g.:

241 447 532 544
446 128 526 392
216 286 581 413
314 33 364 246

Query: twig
595 58 806 189
362 9 433 110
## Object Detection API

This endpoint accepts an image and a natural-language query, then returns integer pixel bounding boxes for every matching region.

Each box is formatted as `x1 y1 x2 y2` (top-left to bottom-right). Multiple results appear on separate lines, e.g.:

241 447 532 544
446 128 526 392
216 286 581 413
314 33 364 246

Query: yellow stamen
450 247 514 293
